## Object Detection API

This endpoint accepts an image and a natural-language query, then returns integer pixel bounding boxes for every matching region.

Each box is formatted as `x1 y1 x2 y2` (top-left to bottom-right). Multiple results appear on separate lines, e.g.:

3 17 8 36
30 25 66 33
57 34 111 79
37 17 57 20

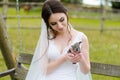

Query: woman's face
48 13 68 34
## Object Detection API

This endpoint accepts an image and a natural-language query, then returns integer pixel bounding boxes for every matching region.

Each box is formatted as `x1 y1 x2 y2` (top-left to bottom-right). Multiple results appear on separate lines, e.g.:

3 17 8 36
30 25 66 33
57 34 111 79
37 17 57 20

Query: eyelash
60 18 64 22
51 23 57 26
50 18 64 26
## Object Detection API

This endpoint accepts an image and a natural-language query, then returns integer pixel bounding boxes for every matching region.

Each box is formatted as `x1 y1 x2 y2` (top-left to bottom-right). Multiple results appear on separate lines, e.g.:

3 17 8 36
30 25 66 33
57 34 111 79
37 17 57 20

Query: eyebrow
50 17 64 23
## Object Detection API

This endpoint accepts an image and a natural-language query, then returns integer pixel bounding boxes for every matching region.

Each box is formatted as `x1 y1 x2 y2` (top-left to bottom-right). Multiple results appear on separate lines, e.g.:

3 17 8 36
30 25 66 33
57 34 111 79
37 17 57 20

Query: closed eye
59 17 64 22
50 22 57 26
50 17 64 26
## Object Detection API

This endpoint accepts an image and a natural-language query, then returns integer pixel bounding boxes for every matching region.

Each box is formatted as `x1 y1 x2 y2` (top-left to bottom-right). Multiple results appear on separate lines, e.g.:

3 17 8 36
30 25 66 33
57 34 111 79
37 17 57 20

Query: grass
69 18 120 28
0 7 120 80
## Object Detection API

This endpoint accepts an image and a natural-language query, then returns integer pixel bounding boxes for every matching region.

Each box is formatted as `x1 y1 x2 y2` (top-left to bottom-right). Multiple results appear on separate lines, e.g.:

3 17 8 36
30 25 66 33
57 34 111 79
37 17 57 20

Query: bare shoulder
74 29 88 38
71 29 80 36
80 32 89 45
82 32 88 40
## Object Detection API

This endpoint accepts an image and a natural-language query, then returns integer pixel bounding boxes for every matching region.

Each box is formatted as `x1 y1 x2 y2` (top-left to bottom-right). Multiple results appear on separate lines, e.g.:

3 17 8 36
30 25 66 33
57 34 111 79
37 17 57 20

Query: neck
57 29 70 37
57 29 72 46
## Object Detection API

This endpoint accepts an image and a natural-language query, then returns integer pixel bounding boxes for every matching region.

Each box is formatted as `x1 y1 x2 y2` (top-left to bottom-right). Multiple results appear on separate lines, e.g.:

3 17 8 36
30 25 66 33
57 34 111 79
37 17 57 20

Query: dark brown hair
41 0 68 39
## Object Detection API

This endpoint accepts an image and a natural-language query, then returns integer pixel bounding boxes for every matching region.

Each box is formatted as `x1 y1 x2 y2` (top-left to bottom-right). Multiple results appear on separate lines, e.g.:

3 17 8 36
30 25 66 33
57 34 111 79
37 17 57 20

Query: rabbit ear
79 41 82 44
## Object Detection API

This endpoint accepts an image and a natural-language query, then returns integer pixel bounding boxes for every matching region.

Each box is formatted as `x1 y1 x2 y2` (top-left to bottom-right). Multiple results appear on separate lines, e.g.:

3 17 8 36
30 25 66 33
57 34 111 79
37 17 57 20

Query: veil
25 19 48 80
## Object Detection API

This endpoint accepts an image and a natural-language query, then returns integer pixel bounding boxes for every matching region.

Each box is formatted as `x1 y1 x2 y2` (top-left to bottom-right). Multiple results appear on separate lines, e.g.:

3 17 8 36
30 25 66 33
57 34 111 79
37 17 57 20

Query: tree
111 1 120 9
9 0 45 2
61 0 82 4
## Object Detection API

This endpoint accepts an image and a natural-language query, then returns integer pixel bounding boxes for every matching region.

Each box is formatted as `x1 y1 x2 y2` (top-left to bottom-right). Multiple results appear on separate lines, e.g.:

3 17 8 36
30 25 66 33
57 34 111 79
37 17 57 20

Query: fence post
100 0 108 32
2 0 8 21
0 15 16 79
100 0 104 32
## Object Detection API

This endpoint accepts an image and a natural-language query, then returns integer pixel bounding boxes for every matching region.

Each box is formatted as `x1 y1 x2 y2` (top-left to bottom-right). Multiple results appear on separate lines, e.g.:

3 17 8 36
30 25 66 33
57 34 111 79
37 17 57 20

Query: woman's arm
46 55 66 74
46 52 75 74
69 33 90 74
78 34 90 74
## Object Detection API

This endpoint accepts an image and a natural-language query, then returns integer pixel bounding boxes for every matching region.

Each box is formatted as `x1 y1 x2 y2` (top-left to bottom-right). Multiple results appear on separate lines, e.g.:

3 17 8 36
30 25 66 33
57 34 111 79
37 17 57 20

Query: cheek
51 26 59 32
51 26 56 30
63 20 68 27
64 17 68 25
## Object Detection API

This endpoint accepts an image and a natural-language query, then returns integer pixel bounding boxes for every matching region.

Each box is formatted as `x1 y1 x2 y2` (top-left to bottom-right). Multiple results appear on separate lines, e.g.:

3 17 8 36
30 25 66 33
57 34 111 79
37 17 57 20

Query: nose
57 22 63 29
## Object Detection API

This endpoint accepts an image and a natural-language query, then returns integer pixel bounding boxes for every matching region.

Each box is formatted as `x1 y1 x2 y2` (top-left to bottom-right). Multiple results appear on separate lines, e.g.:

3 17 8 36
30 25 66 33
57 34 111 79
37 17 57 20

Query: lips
59 28 63 31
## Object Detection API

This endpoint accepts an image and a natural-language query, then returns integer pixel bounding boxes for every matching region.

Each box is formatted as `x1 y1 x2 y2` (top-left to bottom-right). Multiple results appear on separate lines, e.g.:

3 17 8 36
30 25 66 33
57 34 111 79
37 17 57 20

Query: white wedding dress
45 32 92 80
25 19 92 80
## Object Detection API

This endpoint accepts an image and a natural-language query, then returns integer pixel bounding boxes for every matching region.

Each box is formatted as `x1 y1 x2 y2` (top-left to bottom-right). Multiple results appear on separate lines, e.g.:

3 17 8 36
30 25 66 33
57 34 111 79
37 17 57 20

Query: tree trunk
0 15 16 80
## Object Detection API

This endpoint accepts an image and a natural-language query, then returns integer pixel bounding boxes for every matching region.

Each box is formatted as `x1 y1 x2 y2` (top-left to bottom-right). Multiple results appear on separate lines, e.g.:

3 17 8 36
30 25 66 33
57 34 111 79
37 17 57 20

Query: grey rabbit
67 41 82 64
68 41 82 53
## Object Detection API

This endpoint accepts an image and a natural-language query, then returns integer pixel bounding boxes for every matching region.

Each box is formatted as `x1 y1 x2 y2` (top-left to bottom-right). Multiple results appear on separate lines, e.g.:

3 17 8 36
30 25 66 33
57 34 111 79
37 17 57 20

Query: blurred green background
0 1 120 80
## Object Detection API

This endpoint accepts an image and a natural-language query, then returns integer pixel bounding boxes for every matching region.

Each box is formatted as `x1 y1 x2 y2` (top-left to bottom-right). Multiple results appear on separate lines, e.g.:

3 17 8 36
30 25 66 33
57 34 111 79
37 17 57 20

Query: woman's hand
66 48 83 63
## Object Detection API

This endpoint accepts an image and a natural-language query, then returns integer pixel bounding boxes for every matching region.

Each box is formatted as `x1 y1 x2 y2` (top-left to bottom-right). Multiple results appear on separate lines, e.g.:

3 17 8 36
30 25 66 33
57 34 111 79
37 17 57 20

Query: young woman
26 0 92 80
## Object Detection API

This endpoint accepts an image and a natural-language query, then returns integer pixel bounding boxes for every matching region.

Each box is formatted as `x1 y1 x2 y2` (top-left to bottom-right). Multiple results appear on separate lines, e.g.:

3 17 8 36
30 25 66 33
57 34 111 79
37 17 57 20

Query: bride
25 0 92 80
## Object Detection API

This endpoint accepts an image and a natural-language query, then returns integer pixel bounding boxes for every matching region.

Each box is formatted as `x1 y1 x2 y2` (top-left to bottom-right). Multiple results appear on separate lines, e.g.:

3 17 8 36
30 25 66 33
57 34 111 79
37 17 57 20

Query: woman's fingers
66 51 83 63
71 53 83 63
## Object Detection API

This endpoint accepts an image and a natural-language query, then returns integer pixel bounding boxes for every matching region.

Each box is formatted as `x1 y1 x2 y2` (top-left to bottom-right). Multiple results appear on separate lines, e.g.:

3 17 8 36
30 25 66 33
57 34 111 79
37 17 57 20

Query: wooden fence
0 53 120 80
0 1 120 32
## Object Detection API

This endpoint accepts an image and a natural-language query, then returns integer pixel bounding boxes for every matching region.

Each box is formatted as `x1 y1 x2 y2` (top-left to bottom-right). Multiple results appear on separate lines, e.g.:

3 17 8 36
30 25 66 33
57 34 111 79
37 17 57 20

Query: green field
0 7 120 80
